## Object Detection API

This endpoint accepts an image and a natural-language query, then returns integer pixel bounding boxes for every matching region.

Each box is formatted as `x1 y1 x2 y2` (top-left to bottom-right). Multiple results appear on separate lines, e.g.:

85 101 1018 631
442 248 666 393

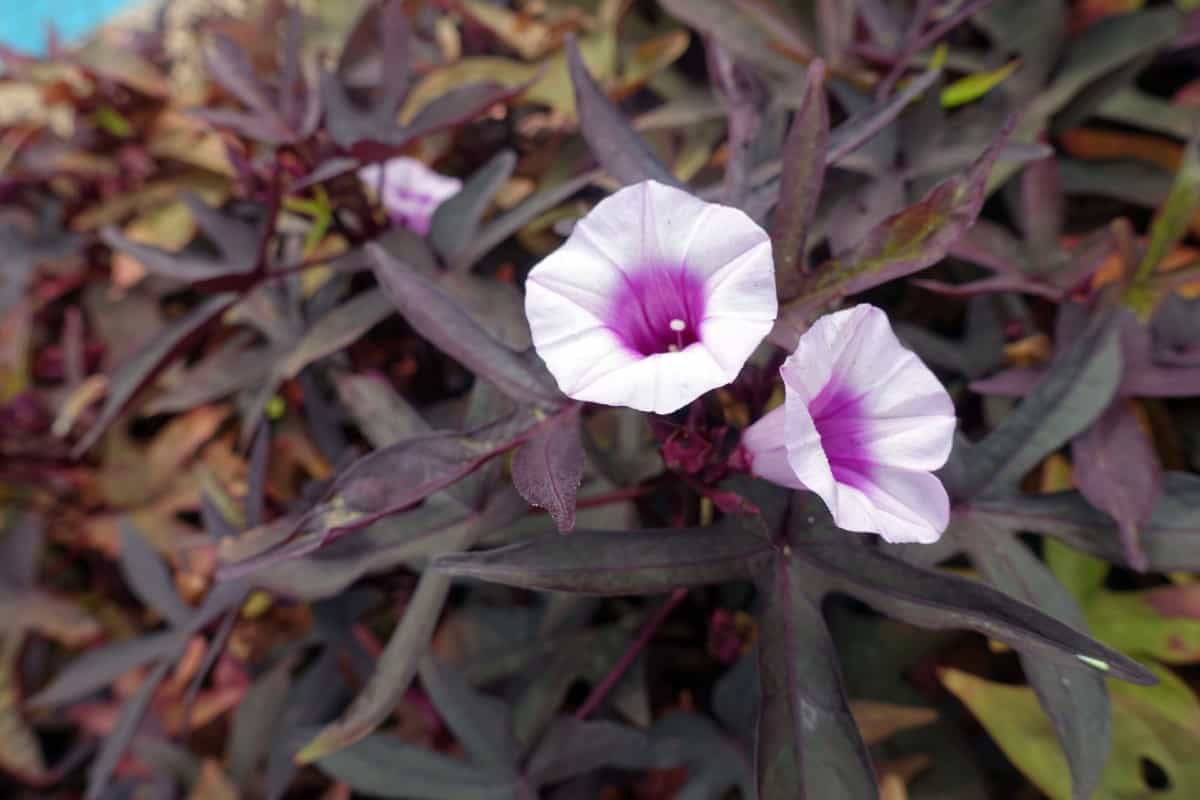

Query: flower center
606 264 706 356
808 381 875 490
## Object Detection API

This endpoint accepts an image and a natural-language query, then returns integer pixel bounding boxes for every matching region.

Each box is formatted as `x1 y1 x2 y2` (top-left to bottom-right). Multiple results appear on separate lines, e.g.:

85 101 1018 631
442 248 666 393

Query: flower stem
574 587 688 720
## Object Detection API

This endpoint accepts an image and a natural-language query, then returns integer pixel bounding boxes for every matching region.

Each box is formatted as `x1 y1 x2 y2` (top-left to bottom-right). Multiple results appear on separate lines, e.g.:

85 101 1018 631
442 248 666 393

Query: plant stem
574 587 688 720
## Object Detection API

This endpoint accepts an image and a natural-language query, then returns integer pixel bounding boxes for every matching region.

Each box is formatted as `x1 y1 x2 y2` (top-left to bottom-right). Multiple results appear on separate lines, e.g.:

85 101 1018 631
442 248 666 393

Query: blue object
0 0 142 55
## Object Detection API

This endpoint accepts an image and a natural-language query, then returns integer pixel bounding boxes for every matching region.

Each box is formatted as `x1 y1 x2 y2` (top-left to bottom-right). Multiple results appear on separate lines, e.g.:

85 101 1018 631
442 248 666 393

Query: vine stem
574 587 689 721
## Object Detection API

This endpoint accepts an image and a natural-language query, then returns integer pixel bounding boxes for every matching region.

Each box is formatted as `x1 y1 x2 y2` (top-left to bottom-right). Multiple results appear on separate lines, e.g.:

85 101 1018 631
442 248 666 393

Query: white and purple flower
358 157 462 235
525 180 777 414
743 304 956 543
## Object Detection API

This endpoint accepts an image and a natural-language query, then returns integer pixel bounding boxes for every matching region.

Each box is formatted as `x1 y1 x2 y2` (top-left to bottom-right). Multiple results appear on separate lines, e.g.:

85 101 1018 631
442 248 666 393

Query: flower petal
573 344 731 414
824 465 949 543
525 180 777 413
780 304 955 471
358 157 462 235
573 181 769 279
744 406 806 490
783 383 838 507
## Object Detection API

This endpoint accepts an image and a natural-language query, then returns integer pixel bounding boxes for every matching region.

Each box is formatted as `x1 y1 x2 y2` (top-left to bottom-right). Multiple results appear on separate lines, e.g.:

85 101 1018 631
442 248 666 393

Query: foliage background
2 1 1200 798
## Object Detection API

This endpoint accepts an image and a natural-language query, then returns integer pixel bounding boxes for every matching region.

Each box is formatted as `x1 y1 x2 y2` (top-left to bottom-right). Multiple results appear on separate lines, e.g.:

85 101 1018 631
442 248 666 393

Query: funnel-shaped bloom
358 157 461 235
743 305 955 543
525 180 776 414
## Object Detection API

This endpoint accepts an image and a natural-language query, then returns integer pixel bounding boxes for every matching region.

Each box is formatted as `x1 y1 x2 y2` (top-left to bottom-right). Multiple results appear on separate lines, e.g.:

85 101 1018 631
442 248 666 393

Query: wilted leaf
511 404 584 532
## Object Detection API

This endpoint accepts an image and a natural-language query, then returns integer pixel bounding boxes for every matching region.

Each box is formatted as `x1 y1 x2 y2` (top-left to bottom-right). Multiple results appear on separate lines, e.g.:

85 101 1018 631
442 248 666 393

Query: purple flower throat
606 264 706 356
809 381 874 490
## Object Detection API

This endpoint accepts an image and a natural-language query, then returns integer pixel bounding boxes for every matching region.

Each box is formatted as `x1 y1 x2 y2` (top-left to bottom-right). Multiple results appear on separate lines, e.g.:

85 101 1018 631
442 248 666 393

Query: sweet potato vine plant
3 1 1200 798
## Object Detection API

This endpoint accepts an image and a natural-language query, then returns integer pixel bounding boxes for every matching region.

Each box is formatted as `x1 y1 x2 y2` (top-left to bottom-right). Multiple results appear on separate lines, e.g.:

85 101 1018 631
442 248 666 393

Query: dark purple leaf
787 118 1010 324
1033 7 1182 118
815 0 854 67
460 169 599 270
333 371 432 447
526 718 673 788
430 150 517 270
294 491 527 762
190 106 293 144
404 83 528 142
100 227 256 283
300 576 456 765
966 522 1110 800
650 711 752 798
708 41 765 206
73 293 239 457
376 0 411 112
825 60 941 167
29 632 184 708
565 36 679 188
792 533 1155 686
418 656 517 771
0 511 42 589
225 656 292 789
265 652 350 799
315 735 509 799
432 518 776 595
756 558 875 800
1071 400 1162 571
657 0 809 78
85 660 170 800
204 34 272 114
964 473 1200 588
181 194 260 262
771 59 827 299
512 405 584 533
252 501 470 601
947 219 1028 276
245 422 270 530
369 243 559 406
277 289 393 380
961 312 1122 498
913 275 1064 300
1013 154 1064 273
218 419 530 575
118 520 192 628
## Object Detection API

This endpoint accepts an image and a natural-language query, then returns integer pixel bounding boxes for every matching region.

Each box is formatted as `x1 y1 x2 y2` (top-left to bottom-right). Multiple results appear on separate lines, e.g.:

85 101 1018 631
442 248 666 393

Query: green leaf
943 665 1200 800
1128 128 1200 315
940 60 1021 108
792 514 1155 686
967 522 1111 800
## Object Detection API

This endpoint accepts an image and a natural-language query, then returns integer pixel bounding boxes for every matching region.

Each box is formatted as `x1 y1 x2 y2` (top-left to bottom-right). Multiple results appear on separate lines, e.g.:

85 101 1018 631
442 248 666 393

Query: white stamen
669 318 687 332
